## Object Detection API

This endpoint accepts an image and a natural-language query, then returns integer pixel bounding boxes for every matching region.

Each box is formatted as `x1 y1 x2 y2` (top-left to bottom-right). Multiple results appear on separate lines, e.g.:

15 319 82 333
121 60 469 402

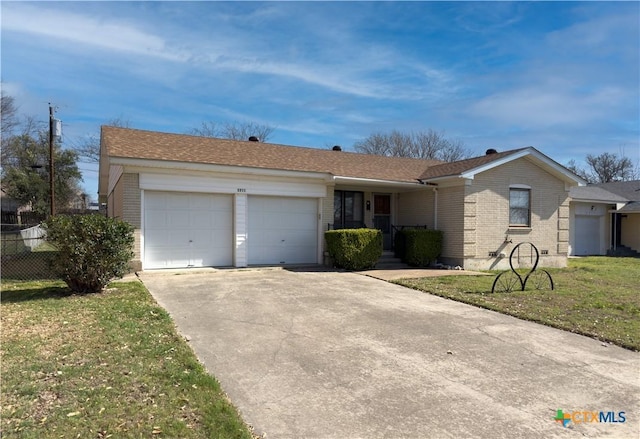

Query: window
333 190 364 229
509 188 530 226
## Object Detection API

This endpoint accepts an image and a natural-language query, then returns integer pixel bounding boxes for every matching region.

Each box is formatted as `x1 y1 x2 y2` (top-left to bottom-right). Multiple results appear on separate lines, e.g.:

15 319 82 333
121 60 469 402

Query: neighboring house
99 127 585 271
1 188 20 224
569 180 640 256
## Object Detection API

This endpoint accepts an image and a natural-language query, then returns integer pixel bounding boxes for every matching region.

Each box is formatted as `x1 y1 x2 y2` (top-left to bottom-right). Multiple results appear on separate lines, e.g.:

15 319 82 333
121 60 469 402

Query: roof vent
486 148 498 155
248 136 259 142
332 145 342 151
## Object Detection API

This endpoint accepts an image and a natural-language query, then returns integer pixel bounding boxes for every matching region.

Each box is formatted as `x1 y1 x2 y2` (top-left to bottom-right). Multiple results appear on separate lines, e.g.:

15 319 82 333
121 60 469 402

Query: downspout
433 187 438 229
613 212 617 251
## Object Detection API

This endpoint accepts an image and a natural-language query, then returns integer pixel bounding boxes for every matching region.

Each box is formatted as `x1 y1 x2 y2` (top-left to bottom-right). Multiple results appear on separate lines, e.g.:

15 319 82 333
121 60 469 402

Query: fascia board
109 156 331 181
459 149 532 180
458 148 587 185
571 198 620 205
333 176 423 189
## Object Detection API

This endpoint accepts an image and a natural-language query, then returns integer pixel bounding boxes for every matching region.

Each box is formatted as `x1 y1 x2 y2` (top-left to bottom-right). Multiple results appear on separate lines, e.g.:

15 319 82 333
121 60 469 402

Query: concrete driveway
139 268 639 439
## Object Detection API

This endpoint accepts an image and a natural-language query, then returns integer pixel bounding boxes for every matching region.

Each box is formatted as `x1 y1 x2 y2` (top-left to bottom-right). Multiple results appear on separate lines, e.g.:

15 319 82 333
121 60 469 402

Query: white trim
509 184 532 189
433 187 438 229
234 193 248 267
110 156 330 181
333 176 423 189
140 190 145 269
317 198 323 264
423 148 587 186
139 173 327 198
460 149 532 179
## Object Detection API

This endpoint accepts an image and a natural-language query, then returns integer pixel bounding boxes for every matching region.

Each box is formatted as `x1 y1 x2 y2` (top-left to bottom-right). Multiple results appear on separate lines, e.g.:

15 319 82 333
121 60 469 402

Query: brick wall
437 185 465 265
121 173 141 270
397 189 434 228
465 158 569 270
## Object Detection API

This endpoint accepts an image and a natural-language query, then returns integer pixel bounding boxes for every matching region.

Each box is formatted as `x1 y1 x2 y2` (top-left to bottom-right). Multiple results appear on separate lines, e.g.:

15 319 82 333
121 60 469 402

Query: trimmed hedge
325 229 382 270
395 229 442 267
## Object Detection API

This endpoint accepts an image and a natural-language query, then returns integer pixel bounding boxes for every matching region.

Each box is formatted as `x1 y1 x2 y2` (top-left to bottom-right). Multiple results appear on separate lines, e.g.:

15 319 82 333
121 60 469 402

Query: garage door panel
575 215 601 255
248 196 317 265
144 248 190 269
285 230 317 246
144 191 233 269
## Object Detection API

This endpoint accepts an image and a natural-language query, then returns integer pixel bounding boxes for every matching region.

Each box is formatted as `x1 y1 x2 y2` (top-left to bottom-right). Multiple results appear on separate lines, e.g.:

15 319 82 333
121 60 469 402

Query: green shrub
396 229 443 267
325 229 382 270
43 214 134 293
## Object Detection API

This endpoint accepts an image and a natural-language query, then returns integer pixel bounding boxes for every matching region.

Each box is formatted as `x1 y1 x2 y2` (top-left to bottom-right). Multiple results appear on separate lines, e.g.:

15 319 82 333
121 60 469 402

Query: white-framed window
509 187 531 226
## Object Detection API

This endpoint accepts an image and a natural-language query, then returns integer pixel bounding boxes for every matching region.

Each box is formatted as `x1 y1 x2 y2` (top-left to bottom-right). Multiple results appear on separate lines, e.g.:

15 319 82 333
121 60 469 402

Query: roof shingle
418 148 528 180
101 126 442 183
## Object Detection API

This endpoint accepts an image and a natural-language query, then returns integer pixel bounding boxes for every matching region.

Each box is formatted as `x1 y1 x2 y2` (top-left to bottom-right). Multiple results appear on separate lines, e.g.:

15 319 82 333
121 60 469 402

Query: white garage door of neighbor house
144 191 233 269
575 215 601 255
248 196 318 265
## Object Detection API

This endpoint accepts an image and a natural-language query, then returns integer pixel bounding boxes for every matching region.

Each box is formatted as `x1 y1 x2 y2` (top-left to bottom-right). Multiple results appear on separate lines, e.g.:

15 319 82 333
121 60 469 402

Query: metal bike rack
491 242 554 293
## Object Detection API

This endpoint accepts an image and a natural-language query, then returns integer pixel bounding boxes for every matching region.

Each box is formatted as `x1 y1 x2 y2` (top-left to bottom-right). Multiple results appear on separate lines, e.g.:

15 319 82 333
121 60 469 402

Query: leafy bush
325 229 382 270
395 229 443 267
43 214 134 293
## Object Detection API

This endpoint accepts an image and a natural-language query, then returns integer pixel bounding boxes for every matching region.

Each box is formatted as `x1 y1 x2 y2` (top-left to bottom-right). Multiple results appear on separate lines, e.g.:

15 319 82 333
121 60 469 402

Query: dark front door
373 194 392 250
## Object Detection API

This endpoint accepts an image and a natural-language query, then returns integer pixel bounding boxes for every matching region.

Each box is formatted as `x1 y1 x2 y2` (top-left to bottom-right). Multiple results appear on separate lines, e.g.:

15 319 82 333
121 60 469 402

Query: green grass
1 280 254 439
395 257 640 351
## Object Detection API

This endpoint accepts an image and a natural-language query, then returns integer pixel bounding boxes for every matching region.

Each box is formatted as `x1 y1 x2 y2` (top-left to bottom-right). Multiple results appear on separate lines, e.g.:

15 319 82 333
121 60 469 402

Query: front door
373 194 392 250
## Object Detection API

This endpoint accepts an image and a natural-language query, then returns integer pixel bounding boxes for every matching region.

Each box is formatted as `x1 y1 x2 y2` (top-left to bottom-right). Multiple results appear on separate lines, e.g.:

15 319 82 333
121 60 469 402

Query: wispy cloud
469 86 626 128
2 3 187 62
2 2 456 102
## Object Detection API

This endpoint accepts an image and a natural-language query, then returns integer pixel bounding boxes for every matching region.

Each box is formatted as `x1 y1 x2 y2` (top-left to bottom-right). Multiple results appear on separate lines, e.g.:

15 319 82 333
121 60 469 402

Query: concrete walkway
357 267 490 281
139 269 639 439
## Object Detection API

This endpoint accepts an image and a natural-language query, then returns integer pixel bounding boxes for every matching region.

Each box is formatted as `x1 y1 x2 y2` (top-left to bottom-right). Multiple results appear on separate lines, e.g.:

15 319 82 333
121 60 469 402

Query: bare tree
586 152 636 183
1 91 19 149
189 121 274 142
353 129 471 162
72 117 131 163
566 152 638 183
565 159 591 181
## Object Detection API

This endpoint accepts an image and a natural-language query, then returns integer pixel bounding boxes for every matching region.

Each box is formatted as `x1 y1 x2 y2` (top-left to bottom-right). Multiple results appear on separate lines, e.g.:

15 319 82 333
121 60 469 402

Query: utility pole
49 104 55 217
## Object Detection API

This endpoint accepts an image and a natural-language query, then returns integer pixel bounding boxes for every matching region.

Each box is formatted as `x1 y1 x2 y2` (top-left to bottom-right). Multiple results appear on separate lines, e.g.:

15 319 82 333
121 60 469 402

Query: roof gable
419 147 586 185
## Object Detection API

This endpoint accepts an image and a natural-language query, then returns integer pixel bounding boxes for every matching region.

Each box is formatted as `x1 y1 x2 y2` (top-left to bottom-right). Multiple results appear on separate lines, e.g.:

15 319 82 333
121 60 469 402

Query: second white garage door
248 196 318 265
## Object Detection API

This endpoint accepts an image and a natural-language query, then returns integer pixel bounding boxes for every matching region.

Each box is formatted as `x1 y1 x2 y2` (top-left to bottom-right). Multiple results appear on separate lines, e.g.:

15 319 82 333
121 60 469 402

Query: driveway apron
139 269 640 439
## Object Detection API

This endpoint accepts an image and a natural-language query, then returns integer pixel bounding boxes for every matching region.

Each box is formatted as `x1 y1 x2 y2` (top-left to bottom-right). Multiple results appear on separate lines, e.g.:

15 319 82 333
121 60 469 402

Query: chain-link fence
1 224 58 280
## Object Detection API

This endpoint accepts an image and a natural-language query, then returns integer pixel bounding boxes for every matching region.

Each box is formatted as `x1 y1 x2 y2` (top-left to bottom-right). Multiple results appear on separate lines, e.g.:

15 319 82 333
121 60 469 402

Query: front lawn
0 280 254 439
396 257 640 351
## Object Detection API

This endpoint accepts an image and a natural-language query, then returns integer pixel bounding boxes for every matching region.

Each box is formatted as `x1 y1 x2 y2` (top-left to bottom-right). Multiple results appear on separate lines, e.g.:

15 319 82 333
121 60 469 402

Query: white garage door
248 196 318 265
575 215 601 255
144 191 233 269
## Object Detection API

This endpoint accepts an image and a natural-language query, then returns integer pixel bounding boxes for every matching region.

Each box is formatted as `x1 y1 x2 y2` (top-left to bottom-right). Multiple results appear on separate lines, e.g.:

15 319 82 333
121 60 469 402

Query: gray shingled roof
618 202 640 213
569 186 628 203
594 180 640 202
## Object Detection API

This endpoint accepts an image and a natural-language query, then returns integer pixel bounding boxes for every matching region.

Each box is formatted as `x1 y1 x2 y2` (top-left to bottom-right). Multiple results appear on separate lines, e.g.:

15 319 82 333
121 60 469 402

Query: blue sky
2 1 639 199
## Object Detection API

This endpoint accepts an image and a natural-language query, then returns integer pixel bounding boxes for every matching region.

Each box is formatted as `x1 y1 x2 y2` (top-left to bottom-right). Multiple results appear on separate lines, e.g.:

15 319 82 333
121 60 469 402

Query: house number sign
237 188 246 193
